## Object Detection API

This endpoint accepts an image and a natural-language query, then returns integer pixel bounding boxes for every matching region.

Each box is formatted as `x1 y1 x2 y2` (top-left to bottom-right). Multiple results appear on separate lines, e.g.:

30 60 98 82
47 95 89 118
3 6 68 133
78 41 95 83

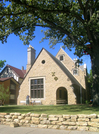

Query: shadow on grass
0 105 54 113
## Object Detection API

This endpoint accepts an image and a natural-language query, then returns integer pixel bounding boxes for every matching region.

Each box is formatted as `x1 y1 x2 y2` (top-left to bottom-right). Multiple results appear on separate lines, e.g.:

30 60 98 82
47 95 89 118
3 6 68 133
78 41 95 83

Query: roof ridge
7 64 22 71
7 65 26 78
56 48 84 72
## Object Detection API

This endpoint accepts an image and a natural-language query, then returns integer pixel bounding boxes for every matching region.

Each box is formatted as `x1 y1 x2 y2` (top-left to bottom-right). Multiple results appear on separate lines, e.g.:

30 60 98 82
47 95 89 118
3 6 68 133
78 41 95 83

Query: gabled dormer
56 48 87 89
56 48 75 72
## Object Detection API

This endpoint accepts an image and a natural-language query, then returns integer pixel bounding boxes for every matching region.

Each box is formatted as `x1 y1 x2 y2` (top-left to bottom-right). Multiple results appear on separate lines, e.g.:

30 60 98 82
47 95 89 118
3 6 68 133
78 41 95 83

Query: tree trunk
91 46 99 106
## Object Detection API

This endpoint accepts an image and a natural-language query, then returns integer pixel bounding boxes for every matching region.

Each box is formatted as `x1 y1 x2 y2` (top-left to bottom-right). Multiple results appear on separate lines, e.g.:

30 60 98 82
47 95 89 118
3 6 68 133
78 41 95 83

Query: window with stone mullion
31 78 44 98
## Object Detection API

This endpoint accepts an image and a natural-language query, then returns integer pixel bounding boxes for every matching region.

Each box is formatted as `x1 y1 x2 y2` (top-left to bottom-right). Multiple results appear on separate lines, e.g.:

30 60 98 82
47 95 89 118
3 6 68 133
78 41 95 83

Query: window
60 55 63 61
42 60 45 64
7 68 8 73
7 68 10 73
73 69 78 75
10 94 15 100
30 78 44 98
10 84 16 90
59 55 64 61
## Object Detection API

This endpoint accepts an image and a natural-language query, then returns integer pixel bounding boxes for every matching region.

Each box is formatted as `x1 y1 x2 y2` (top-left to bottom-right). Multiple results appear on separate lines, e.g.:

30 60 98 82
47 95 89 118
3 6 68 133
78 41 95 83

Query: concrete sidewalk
0 125 99 134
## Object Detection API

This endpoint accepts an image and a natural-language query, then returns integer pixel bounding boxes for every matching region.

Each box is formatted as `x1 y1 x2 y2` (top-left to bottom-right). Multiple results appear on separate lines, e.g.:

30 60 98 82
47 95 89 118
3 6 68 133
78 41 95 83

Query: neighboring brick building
0 77 19 104
0 65 26 105
18 45 87 105
0 64 26 84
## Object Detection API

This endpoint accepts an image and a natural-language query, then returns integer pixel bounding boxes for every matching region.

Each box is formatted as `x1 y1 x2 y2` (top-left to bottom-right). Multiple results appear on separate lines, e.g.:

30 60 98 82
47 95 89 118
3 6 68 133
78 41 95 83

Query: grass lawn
0 105 99 115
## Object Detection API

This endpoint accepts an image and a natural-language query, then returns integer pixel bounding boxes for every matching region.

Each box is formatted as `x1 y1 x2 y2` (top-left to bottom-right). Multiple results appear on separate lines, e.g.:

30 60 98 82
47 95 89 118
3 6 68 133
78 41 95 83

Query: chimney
22 66 24 70
74 58 79 68
26 45 36 72
84 63 87 76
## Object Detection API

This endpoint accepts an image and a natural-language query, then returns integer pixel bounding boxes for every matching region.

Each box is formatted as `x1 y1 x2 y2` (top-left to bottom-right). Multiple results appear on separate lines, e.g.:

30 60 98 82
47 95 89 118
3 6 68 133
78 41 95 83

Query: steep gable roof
56 48 85 72
56 48 73 61
44 49 84 88
23 48 84 88
7 65 26 78
0 65 26 79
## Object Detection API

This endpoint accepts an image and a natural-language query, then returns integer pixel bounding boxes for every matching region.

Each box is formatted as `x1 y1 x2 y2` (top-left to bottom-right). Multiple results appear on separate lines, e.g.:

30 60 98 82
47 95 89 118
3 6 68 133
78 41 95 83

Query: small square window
10 84 16 90
60 55 63 61
73 70 78 75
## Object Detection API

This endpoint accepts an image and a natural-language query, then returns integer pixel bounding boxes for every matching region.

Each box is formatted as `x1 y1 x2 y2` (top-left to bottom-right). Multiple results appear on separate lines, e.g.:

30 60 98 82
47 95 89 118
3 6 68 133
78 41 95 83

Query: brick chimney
26 45 36 72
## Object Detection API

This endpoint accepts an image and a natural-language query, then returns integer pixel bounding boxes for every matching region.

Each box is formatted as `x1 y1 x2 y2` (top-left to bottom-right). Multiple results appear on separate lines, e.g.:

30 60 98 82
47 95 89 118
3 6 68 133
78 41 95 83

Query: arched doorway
56 87 68 104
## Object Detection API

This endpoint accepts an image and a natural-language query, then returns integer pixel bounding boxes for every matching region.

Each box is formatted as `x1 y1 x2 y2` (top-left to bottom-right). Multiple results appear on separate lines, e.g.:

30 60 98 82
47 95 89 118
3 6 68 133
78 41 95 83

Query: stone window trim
58 54 65 61
29 77 45 100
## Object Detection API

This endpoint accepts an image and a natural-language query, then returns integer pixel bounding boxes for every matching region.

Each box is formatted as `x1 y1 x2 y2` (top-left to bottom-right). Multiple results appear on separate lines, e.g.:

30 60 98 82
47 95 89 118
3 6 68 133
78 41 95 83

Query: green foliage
0 0 99 57
0 60 6 70
0 84 10 104
87 70 93 100
87 70 93 93
85 100 89 105
88 70 93 85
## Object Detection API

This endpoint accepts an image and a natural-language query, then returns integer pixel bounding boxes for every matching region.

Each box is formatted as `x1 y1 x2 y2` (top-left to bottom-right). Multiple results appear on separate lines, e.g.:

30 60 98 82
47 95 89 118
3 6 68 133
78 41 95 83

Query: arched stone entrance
56 87 68 104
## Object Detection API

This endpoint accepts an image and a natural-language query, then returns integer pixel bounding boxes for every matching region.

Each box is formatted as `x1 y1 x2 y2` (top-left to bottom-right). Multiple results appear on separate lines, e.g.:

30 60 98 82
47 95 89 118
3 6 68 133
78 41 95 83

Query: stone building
18 45 87 105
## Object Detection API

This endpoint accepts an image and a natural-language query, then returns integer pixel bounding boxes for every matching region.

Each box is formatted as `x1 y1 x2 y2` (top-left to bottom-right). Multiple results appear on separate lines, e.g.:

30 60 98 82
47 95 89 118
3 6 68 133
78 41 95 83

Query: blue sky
0 27 91 73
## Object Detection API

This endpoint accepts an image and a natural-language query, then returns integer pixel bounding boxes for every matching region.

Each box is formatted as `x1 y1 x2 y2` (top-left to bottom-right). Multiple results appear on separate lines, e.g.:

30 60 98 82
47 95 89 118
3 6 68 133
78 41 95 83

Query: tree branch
41 18 82 46
0 10 30 16
78 0 84 10
84 0 91 20
95 0 98 6
0 16 4 21
11 23 52 33
10 0 84 24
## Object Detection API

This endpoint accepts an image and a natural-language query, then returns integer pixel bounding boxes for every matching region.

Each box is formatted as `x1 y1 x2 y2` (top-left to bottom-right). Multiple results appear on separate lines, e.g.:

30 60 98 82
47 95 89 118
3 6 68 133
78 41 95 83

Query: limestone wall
0 113 99 132
18 49 76 105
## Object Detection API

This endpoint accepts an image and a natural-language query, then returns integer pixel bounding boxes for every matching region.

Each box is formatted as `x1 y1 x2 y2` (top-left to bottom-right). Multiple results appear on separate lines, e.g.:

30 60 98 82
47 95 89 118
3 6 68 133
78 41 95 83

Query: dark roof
0 77 19 85
0 77 12 81
7 65 26 78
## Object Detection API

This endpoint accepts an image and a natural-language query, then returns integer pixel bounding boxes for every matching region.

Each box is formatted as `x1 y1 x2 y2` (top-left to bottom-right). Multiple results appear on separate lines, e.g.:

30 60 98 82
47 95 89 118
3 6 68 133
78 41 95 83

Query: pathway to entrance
0 125 98 134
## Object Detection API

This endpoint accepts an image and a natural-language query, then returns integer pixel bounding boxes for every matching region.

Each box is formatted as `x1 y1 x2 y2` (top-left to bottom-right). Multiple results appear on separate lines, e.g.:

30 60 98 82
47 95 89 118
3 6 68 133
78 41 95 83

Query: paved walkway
0 125 99 134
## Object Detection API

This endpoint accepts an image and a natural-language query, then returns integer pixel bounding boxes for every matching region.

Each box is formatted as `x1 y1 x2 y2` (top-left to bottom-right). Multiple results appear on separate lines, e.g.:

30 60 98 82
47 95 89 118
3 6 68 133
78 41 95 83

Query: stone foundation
0 113 99 132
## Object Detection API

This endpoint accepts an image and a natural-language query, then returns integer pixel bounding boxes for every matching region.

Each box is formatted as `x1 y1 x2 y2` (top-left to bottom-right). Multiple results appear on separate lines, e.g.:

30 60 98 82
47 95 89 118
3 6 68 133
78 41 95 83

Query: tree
0 60 6 70
87 70 93 102
0 84 10 105
0 0 99 105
